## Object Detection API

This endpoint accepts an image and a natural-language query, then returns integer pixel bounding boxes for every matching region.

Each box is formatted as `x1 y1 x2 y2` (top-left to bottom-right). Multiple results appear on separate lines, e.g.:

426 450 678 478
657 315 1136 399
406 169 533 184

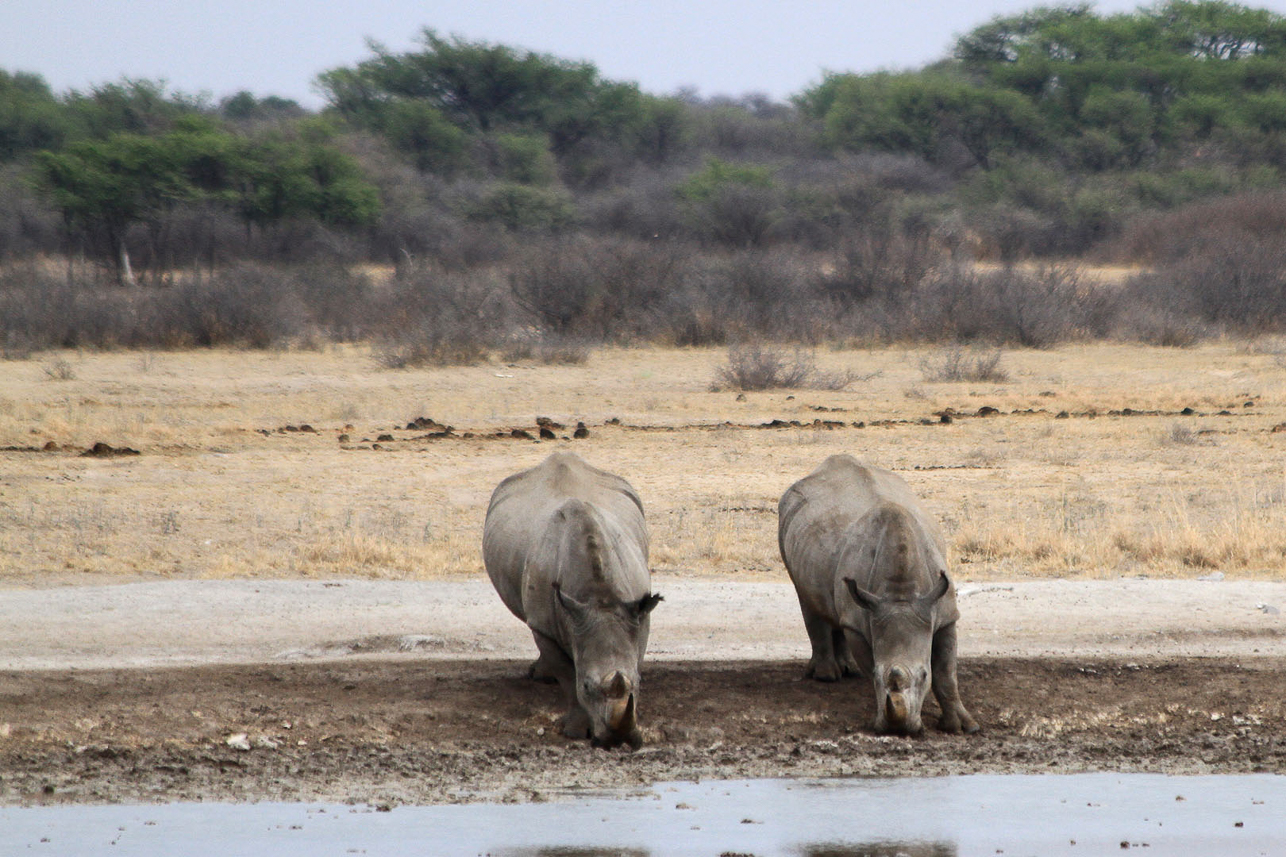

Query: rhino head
844 570 950 735
554 582 662 749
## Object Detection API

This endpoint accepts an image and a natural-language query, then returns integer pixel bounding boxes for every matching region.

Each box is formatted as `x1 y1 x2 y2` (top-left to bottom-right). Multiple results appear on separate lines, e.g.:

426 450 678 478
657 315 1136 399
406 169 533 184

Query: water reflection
496 844 648 849
800 843 955 857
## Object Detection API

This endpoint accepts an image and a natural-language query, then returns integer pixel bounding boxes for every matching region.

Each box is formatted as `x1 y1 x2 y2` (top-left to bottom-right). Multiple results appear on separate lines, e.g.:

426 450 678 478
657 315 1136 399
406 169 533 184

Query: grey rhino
482 451 661 749
778 454 978 735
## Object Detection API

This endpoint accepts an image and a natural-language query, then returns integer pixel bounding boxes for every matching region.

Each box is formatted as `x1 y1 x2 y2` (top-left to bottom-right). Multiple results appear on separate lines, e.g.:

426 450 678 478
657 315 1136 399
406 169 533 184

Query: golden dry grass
2 342 1285 585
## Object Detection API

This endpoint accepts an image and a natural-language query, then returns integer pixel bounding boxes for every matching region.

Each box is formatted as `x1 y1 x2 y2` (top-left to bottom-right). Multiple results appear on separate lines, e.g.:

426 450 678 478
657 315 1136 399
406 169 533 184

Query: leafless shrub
919 347 1009 383
1162 422 1200 446
501 335 591 365
42 357 76 381
373 264 513 367
710 345 867 391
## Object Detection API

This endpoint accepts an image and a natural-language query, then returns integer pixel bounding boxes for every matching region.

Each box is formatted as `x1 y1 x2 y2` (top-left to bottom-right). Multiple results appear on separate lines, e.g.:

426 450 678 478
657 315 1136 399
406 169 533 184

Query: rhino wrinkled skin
779 454 979 736
483 452 661 749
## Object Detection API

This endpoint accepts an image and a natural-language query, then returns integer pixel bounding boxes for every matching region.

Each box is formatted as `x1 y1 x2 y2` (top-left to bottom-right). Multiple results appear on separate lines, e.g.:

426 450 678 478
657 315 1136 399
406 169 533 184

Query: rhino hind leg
931 623 979 735
833 628 861 677
802 611 844 681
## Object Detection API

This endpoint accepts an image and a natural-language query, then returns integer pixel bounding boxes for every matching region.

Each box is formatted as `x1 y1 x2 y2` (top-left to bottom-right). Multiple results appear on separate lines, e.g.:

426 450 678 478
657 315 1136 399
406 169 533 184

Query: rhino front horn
886 691 908 726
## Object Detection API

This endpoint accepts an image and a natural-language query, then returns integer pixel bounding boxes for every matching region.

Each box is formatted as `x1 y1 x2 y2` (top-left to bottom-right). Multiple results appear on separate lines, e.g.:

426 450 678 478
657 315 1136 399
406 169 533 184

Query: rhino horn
604 670 630 699
886 691 909 727
608 687 636 733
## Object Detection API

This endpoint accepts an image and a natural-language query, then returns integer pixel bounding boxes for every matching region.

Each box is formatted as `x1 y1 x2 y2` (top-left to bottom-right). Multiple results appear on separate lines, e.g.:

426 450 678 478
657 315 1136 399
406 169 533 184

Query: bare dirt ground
1 344 1285 805
1 579 1283 805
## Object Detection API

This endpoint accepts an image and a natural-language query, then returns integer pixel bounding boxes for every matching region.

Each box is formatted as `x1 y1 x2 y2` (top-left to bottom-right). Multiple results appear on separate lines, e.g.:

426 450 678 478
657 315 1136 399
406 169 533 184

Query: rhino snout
874 664 928 735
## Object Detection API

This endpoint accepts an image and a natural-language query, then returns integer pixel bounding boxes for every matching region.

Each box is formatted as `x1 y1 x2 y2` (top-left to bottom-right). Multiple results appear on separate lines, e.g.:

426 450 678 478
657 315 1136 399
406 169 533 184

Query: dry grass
1 342 1285 585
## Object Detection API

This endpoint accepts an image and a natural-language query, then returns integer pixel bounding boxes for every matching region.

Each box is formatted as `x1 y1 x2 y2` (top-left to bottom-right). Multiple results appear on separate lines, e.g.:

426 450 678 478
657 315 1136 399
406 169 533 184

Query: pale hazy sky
4 0 1285 107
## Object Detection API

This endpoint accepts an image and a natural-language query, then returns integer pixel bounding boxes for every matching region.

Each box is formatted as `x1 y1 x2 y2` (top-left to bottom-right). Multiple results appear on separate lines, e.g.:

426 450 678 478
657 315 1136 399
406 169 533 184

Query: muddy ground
2 655 1284 806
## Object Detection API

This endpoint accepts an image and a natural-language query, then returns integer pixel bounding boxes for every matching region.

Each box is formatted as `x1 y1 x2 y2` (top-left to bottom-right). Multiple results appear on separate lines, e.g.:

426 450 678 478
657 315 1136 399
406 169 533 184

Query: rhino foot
558 708 591 740
806 657 843 682
527 657 558 684
938 707 980 735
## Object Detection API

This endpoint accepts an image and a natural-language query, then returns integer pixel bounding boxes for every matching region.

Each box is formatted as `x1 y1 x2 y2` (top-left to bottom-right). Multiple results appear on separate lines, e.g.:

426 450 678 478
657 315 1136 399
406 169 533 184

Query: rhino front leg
931 623 979 735
532 631 590 739
802 610 843 681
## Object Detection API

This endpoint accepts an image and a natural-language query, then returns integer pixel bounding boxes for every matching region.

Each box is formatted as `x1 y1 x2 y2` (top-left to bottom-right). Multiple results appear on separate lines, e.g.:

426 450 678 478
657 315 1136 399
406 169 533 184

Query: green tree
0 70 72 161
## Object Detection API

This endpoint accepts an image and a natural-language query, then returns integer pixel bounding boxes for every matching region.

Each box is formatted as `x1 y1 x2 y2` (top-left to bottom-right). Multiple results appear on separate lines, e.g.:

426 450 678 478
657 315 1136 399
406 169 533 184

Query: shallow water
2 773 1282 857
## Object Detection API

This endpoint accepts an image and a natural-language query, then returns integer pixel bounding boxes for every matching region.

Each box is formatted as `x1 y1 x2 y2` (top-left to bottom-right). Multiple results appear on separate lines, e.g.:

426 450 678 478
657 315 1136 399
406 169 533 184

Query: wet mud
2 657 1282 806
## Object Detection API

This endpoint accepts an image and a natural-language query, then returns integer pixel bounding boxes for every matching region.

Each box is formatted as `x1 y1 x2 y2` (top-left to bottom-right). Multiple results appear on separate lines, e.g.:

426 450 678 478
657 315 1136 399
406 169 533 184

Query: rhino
778 454 978 736
482 452 661 749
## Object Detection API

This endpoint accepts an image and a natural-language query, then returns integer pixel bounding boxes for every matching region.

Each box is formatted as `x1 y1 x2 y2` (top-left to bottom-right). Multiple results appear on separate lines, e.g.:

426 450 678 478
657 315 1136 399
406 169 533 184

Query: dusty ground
1 344 1285 805
2 656 1284 807
1 579 1283 805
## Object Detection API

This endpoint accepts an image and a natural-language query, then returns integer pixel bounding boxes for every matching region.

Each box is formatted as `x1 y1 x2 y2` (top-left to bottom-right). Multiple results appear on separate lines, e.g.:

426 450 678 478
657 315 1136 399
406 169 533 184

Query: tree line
3 1 1286 350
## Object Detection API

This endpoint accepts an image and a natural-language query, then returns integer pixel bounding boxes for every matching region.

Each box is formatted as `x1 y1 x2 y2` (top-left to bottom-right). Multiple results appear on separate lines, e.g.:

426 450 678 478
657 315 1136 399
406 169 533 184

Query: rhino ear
929 571 950 602
552 581 591 622
844 577 882 612
635 592 663 617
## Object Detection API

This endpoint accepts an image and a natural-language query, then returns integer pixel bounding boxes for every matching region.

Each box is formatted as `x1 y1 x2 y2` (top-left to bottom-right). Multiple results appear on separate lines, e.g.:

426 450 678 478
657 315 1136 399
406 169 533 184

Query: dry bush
919 346 1009 382
42 357 75 381
710 344 865 392
373 264 513 367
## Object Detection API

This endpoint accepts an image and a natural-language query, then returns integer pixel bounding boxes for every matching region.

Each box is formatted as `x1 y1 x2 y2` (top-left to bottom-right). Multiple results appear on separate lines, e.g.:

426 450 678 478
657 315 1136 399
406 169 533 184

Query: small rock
254 735 281 750
226 733 251 751
536 416 564 429
1256 603 1281 615
735 393 746 401
573 422 590 439
377 433 394 442
338 434 350 443
511 429 534 440
977 406 1000 417
539 427 556 440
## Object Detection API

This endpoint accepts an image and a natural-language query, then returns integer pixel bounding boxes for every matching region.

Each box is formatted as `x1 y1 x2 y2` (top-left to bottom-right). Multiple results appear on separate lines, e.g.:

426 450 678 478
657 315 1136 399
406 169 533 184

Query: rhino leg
528 654 558 684
532 631 590 739
931 623 979 735
802 611 844 681
833 628 861 677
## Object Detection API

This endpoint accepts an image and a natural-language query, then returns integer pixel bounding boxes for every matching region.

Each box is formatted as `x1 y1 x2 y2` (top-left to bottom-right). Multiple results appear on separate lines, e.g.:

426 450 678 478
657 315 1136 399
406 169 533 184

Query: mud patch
1 657 1282 806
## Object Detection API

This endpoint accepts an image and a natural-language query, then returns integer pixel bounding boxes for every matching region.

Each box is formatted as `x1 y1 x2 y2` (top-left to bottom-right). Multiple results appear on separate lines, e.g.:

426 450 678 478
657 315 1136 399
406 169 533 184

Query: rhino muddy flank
0 578 1284 805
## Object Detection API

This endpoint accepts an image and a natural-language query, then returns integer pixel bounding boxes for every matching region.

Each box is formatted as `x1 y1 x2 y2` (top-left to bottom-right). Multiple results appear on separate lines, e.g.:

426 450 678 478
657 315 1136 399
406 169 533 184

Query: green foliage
676 158 780 247
494 132 556 184
316 29 649 176
0 70 72 161
463 182 575 231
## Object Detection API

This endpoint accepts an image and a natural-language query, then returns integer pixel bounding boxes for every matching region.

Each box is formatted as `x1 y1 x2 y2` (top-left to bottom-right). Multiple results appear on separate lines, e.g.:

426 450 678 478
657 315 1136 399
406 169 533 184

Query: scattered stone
939 412 953 424
1040 391 1057 397
377 434 394 442
1244 401 1255 408
42 441 59 451
605 417 621 425
1256 603 1281 615
371 443 383 450
299 424 316 433
977 406 1000 417
254 735 281 750
1271 423 1286 433
735 393 746 402
226 733 251 751
1055 411 1070 419
1181 407 1196 415
573 422 590 439
1217 410 1233 416
511 429 534 440
539 427 556 440
338 434 350 443
536 416 564 430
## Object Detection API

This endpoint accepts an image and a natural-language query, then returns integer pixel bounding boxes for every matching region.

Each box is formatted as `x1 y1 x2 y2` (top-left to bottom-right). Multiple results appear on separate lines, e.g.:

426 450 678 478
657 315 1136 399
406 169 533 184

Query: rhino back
483 452 648 634
780 455 949 621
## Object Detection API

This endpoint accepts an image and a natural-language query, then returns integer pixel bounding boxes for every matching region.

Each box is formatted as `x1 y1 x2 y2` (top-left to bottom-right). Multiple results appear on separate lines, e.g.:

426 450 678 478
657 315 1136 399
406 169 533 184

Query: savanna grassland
3 341 1285 588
